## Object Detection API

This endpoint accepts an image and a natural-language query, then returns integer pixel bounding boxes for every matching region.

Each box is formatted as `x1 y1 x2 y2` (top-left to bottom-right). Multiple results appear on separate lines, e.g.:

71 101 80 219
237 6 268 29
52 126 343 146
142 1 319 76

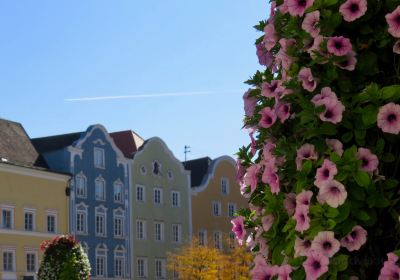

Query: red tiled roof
110 130 144 158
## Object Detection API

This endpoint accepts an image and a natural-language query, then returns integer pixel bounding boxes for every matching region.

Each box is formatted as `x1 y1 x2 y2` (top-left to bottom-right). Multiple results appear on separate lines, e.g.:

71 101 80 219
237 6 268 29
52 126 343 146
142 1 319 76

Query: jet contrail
64 90 242 102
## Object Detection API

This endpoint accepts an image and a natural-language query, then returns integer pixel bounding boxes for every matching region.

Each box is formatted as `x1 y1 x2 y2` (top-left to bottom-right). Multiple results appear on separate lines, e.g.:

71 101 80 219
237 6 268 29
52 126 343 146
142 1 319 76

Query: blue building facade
33 125 131 279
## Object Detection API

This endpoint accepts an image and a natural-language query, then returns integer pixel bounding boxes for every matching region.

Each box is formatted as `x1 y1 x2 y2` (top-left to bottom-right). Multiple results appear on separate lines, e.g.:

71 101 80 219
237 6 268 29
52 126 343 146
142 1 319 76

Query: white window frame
114 245 125 278
95 244 108 277
155 258 166 279
75 172 87 198
214 231 222 250
95 205 107 237
171 191 180 208
95 177 106 201
154 188 163 205
76 203 88 234
137 257 148 278
136 219 147 240
154 221 164 242
113 208 125 238
212 201 221 216
228 203 237 218
1 205 14 230
2 248 15 272
24 208 36 232
94 147 105 168
25 250 37 273
136 184 145 203
198 230 207 246
221 177 229 195
172 224 182 244
46 210 58 234
113 181 124 203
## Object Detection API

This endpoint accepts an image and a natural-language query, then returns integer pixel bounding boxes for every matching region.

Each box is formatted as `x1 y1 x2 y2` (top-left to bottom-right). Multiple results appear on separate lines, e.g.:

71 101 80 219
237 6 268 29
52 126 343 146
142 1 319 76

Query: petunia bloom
298 67 317 92
385 6 400 38
243 89 258 117
286 0 314 17
311 231 340 258
262 214 275 232
256 42 274 67
296 143 318 171
340 225 368 251
356 147 379 174
294 204 310 233
377 102 400 134
284 193 297 216
302 11 320 37
251 255 278 280
294 237 312 257
259 107 277 128
276 264 293 280
263 23 278 50
262 165 280 194
312 89 345 124
326 138 344 156
394 40 400 54
296 190 313 207
261 80 285 98
379 253 400 280
243 164 261 195
339 0 367 22
303 250 329 280
327 36 353 56
334 51 357 71
231 216 246 245
276 102 291 123
317 180 347 208
314 159 338 188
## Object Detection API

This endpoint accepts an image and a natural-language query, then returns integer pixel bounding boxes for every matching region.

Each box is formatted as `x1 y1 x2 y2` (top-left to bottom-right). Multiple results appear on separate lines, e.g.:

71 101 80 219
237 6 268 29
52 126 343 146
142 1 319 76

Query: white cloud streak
64 90 241 102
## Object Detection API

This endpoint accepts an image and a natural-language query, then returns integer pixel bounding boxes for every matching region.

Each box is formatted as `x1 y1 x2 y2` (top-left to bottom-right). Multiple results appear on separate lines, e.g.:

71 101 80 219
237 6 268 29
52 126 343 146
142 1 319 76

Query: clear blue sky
0 0 266 161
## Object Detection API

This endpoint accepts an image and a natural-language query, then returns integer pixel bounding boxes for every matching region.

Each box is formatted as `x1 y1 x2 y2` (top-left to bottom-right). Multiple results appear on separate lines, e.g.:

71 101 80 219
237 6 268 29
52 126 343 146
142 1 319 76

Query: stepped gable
110 130 144 158
0 118 48 168
183 157 212 188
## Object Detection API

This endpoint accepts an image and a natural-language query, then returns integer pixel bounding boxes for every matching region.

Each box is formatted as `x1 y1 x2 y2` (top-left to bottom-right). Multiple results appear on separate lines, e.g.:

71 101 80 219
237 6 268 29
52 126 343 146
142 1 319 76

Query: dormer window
94 148 105 168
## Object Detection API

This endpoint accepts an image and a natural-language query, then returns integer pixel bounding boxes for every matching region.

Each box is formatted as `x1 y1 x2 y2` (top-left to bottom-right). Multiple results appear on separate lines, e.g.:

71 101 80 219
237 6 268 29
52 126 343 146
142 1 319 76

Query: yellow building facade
0 162 70 280
185 156 247 250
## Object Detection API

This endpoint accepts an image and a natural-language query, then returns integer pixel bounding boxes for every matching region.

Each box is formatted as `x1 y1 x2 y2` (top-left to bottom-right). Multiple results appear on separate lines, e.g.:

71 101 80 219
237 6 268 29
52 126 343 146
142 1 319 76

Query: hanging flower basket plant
38 235 90 280
235 0 400 278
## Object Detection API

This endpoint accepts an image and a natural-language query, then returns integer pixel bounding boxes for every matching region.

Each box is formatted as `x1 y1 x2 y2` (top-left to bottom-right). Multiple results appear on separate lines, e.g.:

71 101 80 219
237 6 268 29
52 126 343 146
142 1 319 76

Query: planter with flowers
234 0 400 278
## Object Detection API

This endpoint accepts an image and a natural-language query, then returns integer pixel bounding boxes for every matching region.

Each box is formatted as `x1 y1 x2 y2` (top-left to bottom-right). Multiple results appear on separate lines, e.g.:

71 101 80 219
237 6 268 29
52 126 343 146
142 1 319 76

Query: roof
110 130 144 158
32 132 83 154
0 119 48 168
183 157 212 187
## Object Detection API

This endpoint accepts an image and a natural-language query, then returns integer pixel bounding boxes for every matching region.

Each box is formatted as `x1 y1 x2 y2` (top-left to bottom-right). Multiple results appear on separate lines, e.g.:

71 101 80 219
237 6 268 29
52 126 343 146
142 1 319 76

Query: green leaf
282 219 296 232
324 207 339 218
289 256 306 267
347 185 366 201
302 160 313 175
380 85 400 100
332 254 349 271
354 171 370 187
382 153 396 163
384 179 398 189
353 208 370 221
341 132 353 143
376 138 385 154
335 202 351 223
361 105 378 125
325 219 336 229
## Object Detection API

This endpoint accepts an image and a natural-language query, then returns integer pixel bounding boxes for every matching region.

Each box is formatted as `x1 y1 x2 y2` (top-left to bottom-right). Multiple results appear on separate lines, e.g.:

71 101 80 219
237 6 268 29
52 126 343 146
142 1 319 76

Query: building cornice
0 163 71 182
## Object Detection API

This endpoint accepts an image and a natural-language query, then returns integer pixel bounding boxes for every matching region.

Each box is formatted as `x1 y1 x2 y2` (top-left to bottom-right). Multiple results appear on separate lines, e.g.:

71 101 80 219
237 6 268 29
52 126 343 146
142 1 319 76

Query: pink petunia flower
251 255 278 280
296 190 313 207
262 80 285 98
262 165 280 194
243 164 261 195
317 180 347 208
286 0 314 17
378 261 400 280
259 107 277 128
303 250 329 280
334 51 357 71
326 138 344 156
276 264 293 280
294 237 312 257
302 11 320 37
262 214 275 232
356 148 379 173
276 102 291 123
385 6 400 38
235 159 246 184
284 193 297 216
298 67 317 92
231 216 246 245
318 97 345 124
394 40 400 54
296 143 318 171
340 225 368 251
263 23 278 50
327 36 353 56
311 86 338 104
248 128 257 156
307 35 328 62
311 231 340 258
256 42 274 67
294 204 311 233
339 0 367 22
377 102 400 134
314 159 338 188
243 89 258 117
276 38 297 71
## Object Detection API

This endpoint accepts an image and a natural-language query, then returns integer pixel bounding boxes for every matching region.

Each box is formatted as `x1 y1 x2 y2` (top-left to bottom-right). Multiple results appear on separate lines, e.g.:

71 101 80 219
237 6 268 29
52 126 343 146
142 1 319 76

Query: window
229 232 236 249
26 252 36 272
153 161 161 175
155 259 166 279
171 191 180 207
114 209 124 238
94 147 105 168
137 257 147 278
46 212 57 233
114 181 123 203
24 209 35 231
3 250 14 271
221 177 229 194
172 224 181 243
76 203 88 234
228 203 237 218
95 178 106 201
140 165 147 175
76 173 87 198
136 185 145 202
214 231 222 250
198 230 207 246
154 222 164 241
114 246 125 278
136 220 147 240
1 207 13 229
167 170 173 180
96 244 107 277
154 188 163 205
212 201 221 216
95 206 107 237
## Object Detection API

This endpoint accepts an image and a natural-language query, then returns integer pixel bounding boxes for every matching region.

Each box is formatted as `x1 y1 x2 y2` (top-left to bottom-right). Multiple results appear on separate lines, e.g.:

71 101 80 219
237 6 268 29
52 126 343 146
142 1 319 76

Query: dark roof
183 157 212 187
32 132 83 154
110 130 144 158
0 119 48 168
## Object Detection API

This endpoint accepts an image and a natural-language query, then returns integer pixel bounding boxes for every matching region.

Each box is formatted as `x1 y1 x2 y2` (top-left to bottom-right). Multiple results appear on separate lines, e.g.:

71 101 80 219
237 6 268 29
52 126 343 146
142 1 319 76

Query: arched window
75 172 87 198
114 245 125 278
76 203 88 234
113 208 125 238
95 177 106 201
95 244 108 277
95 205 107 237
113 180 124 203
